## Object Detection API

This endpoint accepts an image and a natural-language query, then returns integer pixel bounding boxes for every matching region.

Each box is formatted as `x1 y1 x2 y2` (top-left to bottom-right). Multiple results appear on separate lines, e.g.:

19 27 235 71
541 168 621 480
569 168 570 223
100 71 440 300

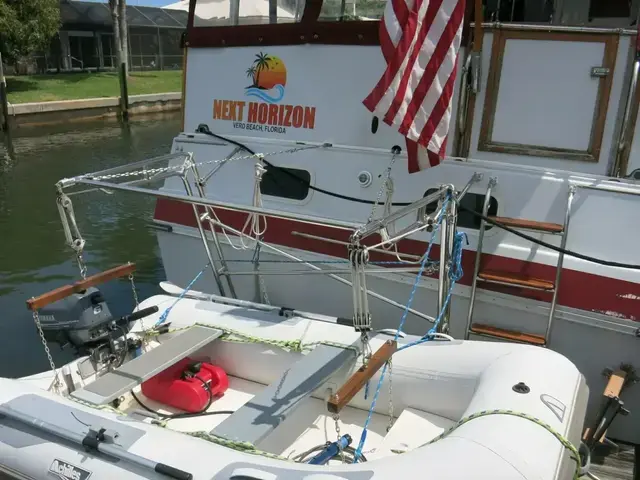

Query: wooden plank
583 427 605 443
470 324 546 346
26 263 136 311
478 270 555 291
327 340 397 414
605 370 627 398
488 216 563 233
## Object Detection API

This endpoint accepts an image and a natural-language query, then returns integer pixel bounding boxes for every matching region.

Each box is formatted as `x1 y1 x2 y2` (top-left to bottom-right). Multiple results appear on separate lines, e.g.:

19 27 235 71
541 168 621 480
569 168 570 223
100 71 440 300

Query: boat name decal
212 52 316 135
48 459 92 480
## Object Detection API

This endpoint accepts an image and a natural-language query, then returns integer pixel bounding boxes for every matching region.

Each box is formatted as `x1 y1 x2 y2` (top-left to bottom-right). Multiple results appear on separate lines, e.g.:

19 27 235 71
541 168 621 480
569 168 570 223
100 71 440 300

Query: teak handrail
327 339 397 414
26 263 136 311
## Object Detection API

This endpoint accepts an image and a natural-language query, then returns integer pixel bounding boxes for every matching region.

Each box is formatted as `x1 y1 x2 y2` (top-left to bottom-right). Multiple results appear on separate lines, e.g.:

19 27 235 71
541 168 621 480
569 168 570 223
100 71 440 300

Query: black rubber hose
456 203 640 270
130 376 234 421
196 124 414 206
197 125 640 270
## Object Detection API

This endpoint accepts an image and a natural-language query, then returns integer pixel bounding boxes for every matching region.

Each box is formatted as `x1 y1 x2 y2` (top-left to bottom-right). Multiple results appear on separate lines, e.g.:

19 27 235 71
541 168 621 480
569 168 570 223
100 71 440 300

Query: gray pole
0 53 9 132
436 186 456 334
119 61 129 120
0 405 193 480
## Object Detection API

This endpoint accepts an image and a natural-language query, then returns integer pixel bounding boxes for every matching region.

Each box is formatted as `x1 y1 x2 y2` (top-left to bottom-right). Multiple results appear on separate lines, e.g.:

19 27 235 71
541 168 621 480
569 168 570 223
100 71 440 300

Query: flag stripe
419 56 459 151
363 0 425 111
399 0 464 140
382 0 444 125
364 0 465 173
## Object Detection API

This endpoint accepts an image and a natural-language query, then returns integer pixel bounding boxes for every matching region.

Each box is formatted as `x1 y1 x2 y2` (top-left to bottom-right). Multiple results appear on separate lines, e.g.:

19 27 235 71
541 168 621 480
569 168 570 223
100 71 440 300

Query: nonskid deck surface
122 374 453 461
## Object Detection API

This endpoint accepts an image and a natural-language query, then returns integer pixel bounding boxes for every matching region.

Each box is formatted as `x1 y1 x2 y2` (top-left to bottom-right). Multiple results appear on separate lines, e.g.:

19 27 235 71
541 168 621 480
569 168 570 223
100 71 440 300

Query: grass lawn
5 70 182 104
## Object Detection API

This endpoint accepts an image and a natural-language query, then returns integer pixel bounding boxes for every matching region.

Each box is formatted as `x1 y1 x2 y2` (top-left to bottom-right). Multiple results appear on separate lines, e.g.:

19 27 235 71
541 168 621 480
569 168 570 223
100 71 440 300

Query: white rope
239 157 268 249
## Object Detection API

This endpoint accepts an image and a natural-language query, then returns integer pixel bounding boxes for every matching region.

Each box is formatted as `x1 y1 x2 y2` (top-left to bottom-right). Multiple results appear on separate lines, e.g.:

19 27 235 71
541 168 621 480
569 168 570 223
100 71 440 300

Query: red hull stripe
154 198 640 322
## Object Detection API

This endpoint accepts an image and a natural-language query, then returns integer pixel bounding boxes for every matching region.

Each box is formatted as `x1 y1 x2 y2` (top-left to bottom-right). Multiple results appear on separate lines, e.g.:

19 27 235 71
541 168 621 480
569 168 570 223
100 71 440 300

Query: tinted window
260 166 311 200
319 0 386 21
194 0 305 26
421 188 498 231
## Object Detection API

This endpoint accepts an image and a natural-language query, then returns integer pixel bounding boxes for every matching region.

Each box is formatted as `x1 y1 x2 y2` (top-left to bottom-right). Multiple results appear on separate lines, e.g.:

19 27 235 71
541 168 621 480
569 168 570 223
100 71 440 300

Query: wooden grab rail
26 263 136 311
327 339 397 414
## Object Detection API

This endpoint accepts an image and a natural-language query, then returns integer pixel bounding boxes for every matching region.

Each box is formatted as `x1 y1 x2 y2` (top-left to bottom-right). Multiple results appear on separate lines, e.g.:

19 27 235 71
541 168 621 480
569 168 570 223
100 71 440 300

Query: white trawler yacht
1 0 640 479
153 0 640 445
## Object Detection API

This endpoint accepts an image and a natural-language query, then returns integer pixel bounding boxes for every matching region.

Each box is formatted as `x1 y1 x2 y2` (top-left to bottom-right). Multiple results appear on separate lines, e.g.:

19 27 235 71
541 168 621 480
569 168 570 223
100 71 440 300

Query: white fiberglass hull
3 294 587 480
156 227 640 445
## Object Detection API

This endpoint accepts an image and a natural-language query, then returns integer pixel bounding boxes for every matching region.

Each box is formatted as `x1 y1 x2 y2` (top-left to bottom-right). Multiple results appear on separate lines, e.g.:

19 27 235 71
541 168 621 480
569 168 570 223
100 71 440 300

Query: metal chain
129 273 140 309
32 310 62 393
333 413 346 463
82 144 328 182
366 152 398 224
253 243 270 305
387 359 395 432
76 253 88 279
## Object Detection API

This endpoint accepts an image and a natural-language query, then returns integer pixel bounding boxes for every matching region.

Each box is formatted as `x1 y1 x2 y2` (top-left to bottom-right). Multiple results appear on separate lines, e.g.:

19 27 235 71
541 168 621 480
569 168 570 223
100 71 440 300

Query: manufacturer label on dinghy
48 459 92 480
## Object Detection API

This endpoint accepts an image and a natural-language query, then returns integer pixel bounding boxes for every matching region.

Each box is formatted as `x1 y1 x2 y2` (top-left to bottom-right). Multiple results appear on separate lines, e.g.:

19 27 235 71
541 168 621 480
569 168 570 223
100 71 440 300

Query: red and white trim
154 198 640 322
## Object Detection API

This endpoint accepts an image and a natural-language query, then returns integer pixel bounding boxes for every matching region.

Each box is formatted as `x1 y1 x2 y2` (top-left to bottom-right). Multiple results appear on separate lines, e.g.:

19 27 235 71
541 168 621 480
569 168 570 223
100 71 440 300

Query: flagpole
473 0 483 52
454 0 483 157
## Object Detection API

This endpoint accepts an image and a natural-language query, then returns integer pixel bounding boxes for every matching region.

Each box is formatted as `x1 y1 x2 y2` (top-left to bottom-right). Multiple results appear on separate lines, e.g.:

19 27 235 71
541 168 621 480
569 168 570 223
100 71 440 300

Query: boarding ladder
464 178 576 347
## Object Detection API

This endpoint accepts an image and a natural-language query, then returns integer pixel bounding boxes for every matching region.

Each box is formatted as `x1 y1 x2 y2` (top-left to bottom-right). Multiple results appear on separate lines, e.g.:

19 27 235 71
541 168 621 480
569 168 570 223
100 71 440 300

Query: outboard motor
38 287 158 363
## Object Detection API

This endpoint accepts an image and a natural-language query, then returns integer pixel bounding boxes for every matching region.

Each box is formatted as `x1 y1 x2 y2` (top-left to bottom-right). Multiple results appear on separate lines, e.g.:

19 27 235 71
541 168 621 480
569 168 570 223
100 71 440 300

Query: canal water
0 115 181 377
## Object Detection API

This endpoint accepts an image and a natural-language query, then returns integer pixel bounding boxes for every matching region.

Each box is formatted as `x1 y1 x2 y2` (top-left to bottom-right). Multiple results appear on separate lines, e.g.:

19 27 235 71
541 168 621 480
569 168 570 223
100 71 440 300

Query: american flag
363 0 466 172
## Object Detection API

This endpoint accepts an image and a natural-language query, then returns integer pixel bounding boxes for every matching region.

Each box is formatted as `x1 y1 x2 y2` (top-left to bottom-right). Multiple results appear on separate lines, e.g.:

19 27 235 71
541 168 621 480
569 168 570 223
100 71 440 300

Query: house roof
62 1 188 29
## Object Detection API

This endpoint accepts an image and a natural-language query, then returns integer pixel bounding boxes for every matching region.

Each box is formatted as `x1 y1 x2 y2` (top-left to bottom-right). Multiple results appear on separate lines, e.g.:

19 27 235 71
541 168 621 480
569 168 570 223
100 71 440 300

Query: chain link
76 253 88 279
332 413 346 463
366 152 398 225
32 310 62 393
387 359 394 432
129 273 140 309
79 144 328 182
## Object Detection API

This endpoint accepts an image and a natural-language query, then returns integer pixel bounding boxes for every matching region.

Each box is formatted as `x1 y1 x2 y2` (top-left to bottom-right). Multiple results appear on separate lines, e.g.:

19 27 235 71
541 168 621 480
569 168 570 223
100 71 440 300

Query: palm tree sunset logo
245 52 287 104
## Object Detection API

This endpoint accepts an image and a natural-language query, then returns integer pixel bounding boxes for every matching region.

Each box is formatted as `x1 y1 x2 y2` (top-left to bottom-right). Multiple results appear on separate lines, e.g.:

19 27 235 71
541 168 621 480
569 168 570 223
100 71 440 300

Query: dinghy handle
26 263 136 310
327 340 397 414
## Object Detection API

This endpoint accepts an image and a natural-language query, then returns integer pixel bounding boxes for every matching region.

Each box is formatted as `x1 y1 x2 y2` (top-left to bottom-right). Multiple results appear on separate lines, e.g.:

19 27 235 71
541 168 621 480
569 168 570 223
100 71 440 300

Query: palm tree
246 66 257 87
253 52 272 88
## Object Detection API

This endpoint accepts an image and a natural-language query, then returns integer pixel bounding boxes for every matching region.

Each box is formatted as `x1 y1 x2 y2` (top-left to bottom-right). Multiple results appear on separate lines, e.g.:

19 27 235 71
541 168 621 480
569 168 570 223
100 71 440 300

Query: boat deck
591 444 637 480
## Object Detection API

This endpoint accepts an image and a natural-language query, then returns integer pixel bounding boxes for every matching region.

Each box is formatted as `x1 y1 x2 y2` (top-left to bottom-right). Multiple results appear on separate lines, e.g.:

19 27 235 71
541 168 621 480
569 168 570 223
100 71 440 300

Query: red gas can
141 358 229 413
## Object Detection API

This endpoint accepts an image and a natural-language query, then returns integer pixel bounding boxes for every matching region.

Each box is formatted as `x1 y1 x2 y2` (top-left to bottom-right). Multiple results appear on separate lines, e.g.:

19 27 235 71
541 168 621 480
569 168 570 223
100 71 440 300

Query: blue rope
353 195 452 462
154 262 211 327
398 230 467 352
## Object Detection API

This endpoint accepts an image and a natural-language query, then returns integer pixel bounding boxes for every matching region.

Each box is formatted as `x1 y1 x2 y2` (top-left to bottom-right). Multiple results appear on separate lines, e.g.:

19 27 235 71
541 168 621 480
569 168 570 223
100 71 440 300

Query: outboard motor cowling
38 287 115 349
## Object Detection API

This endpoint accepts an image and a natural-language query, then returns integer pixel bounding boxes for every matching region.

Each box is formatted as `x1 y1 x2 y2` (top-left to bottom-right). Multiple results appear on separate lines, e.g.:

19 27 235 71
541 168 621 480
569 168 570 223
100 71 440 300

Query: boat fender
141 358 229 413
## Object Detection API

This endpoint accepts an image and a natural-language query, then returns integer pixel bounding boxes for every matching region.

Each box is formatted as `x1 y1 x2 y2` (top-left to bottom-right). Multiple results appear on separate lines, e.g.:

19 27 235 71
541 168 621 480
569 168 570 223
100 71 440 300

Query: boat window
193 0 306 27
318 0 386 21
483 0 639 27
260 166 311 200
420 188 498 231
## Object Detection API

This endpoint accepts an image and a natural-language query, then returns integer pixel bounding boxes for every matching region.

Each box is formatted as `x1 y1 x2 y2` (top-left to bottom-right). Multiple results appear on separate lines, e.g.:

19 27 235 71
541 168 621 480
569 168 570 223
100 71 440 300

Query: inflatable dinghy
1 293 588 480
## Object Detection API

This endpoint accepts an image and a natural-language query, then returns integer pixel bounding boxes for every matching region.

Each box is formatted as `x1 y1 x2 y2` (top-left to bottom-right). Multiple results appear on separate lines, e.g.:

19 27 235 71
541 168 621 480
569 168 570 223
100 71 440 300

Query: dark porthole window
260 165 311 201
421 188 498 231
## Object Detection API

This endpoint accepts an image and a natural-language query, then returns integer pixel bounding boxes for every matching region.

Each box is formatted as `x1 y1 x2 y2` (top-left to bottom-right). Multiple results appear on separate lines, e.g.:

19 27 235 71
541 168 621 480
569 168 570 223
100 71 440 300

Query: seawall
6 92 181 128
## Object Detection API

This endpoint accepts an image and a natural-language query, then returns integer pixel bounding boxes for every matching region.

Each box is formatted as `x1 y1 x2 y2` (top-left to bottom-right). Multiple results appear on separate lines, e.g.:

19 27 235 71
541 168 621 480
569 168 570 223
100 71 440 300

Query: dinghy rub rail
26 263 136 311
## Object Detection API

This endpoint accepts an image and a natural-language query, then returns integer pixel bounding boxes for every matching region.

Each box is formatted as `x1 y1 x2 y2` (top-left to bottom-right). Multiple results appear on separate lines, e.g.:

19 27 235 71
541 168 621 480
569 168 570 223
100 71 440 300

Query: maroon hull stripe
154 198 640 321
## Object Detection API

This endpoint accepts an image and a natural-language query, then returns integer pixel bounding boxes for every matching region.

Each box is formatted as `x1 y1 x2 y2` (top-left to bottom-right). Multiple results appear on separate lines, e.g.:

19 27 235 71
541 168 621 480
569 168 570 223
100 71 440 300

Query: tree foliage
0 0 60 64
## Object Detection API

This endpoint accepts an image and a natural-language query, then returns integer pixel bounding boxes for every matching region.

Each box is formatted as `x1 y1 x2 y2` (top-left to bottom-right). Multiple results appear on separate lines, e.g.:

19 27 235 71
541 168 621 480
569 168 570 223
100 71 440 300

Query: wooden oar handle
327 339 397 414
26 263 136 311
